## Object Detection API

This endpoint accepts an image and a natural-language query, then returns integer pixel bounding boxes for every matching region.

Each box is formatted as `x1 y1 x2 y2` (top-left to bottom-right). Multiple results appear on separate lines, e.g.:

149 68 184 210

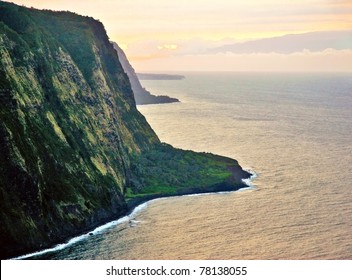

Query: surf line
13 169 257 260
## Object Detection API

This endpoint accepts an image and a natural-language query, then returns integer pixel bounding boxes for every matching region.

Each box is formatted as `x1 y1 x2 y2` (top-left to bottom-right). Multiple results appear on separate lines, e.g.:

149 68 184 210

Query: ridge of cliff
0 1 159 258
112 42 179 105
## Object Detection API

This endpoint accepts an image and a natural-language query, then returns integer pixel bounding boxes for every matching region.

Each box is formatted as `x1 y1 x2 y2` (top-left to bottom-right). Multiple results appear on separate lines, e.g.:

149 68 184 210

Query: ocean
23 72 352 259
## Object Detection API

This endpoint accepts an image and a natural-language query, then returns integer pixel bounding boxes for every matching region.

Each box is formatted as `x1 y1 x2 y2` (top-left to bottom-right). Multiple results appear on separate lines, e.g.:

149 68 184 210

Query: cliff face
112 42 179 105
0 2 250 259
0 2 158 258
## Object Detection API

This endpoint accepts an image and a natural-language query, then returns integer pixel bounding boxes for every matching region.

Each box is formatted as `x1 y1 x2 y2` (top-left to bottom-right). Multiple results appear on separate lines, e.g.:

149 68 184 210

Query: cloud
129 48 352 72
14 0 352 46
124 31 352 72
157 44 178 50
124 38 241 61
209 30 352 54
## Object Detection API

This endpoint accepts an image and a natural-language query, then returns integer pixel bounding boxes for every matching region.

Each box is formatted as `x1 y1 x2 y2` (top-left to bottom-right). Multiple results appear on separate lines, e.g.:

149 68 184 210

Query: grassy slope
127 144 250 208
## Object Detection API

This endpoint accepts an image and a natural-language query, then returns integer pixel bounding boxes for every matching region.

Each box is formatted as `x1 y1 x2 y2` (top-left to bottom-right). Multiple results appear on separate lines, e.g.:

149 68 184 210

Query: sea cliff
0 1 249 259
112 42 179 105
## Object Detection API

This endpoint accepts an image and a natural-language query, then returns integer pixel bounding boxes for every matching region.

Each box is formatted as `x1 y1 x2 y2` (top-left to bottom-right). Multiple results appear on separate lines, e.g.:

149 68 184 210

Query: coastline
13 169 255 260
126 168 252 210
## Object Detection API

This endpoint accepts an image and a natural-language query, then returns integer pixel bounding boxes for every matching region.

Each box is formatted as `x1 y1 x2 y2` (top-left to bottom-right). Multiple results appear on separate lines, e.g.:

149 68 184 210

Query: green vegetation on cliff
128 144 249 200
0 1 249 259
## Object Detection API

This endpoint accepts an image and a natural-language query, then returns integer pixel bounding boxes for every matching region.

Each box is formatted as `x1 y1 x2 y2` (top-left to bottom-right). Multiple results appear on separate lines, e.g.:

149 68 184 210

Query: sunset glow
6 0 352 71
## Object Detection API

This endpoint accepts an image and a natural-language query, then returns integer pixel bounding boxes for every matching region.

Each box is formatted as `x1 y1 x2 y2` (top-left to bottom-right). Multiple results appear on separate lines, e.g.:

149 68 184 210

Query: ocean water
27 72 352 260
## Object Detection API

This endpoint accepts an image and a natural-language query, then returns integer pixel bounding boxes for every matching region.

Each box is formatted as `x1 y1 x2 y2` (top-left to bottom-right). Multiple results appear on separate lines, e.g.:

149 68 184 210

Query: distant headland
112 42 181 104
137 73 186 80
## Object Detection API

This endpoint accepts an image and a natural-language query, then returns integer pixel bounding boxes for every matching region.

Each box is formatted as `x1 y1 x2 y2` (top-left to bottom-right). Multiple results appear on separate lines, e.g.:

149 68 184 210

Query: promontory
0 1 250 259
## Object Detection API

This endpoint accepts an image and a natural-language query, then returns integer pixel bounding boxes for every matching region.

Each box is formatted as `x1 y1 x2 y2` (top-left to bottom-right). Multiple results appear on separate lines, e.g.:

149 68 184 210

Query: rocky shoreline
15 166 252 260
127 167 252 210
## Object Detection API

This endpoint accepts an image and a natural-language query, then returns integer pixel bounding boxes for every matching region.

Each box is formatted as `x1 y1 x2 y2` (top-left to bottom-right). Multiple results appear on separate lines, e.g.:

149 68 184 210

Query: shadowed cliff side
0 2 159 258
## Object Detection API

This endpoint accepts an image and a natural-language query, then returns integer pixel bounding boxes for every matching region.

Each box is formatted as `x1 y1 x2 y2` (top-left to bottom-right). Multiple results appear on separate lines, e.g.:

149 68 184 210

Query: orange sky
6 0 352 72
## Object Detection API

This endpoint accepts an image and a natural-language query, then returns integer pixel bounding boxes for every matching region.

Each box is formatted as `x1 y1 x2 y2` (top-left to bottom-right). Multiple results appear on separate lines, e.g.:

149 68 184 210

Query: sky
6 0 352 72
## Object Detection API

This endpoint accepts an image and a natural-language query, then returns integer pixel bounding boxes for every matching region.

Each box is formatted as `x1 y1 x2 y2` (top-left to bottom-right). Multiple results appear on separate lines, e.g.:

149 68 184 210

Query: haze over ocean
32 72 352 259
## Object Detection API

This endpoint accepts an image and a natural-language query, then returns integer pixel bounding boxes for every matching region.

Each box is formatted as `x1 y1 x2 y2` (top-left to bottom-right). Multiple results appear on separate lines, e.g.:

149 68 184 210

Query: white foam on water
242 169 258 189
13 169 257 260
13 201 151 260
